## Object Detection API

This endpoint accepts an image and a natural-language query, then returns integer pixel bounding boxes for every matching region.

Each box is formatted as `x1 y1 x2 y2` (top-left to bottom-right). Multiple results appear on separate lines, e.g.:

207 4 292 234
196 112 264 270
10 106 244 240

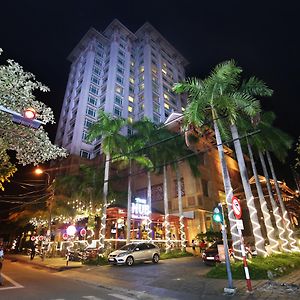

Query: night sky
0 0 299 186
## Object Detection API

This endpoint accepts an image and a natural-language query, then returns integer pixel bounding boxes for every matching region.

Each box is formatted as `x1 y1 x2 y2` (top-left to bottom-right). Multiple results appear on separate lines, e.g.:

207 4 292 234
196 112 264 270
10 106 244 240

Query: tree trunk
99 152 110 251
147 170 153 240
266 151 299 251
163 165 171 253
230 124 266 256
126 160 132 244
247 142 279 253
175 163 186 252
258 150 289 252
213 119 241 257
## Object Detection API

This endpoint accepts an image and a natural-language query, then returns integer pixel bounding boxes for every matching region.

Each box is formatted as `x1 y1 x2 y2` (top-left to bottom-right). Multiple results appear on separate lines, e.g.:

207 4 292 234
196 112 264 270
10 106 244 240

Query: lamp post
35 167 54 244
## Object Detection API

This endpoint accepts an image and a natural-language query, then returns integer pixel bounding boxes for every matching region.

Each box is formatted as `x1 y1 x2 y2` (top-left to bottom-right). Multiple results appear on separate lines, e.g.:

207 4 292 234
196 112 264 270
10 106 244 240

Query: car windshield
120 244 137 251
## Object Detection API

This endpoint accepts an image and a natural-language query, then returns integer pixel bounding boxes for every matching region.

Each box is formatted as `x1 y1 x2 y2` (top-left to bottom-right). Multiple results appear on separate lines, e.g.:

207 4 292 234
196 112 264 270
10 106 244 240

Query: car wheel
126 256 134 266
152 253 159 263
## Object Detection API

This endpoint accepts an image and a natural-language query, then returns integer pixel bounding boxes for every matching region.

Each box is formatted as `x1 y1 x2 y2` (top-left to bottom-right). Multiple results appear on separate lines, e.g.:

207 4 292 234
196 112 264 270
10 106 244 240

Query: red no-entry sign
232 196 242 219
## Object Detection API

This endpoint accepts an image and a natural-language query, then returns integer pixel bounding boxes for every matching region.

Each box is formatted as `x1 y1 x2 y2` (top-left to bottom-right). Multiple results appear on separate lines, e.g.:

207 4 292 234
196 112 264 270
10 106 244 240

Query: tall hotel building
55 19 188 159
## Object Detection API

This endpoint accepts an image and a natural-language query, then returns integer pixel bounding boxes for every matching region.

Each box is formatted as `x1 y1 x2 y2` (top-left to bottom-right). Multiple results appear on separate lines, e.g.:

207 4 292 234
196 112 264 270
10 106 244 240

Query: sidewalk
5 254 82 271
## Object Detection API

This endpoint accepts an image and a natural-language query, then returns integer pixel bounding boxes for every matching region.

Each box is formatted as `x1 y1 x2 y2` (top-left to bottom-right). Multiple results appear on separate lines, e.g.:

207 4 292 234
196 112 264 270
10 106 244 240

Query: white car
108 242 160 266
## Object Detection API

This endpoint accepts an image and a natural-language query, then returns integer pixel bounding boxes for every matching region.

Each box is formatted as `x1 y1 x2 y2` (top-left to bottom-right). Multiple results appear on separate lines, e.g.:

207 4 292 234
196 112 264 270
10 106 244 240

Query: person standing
0 244 4 286
30 243 36 260
191 239 196 255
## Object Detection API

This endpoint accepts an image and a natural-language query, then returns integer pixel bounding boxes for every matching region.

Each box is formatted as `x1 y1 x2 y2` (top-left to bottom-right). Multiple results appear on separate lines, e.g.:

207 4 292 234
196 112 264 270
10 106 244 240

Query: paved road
1 259 168 300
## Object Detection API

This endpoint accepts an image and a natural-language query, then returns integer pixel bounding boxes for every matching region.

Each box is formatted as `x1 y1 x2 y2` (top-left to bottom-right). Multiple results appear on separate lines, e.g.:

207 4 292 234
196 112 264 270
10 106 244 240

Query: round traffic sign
232 196 242 219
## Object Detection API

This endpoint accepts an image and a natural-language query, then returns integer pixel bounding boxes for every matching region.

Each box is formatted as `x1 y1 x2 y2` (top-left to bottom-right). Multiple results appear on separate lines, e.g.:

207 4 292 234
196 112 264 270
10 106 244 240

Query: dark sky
0 0 299 185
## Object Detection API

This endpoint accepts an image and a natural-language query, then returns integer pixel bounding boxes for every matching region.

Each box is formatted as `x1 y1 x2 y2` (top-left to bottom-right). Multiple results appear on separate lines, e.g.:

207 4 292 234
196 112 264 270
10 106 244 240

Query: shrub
160 249 193 260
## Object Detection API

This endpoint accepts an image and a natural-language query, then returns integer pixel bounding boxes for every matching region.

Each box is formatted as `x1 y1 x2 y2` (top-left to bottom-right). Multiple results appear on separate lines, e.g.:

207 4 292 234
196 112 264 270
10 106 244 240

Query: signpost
232 196 252 293
212 203 236 295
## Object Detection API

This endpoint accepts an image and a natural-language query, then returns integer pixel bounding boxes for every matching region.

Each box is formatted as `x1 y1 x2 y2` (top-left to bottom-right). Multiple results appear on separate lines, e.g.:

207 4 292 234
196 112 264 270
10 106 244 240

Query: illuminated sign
132 198 150 219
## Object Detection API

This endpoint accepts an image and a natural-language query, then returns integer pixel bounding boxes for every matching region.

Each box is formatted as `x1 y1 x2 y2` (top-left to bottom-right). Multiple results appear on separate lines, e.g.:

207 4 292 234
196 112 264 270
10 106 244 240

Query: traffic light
0 105 44 129
213 204 224 224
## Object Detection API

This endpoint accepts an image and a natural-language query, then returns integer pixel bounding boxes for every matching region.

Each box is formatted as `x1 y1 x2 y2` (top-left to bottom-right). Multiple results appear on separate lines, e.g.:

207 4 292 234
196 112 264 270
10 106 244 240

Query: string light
179 215 186 251
260 200 280 253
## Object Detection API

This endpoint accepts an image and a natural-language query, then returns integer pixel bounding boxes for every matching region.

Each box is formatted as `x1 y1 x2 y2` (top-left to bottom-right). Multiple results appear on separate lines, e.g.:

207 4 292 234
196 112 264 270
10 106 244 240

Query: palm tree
256 112 298 251
173 63 245 257
116 126 153 244
171 134 201 252
250 111 293 252
87 110 127 250
236 117 280 253
131 118 159 240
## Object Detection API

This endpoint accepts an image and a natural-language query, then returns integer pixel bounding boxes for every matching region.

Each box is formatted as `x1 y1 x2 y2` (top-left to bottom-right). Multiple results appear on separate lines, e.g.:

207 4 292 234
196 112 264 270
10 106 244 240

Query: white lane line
0 273 24 291
108 294 135 300
82 296 104 300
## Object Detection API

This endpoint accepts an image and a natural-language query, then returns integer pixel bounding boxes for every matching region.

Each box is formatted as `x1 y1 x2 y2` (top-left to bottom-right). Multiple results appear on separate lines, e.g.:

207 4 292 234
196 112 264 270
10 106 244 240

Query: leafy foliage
0 48 67 189
207 253 300 280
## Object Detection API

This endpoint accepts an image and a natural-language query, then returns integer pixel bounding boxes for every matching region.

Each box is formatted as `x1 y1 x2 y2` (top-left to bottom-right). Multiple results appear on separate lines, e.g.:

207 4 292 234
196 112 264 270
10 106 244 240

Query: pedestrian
199 239 207 253
191 239 196 255
30 243 36 260
0 244 4 286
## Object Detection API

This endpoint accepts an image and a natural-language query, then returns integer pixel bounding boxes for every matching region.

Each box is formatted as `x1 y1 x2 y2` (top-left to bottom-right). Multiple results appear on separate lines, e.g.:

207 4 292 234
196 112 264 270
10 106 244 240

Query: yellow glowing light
128 96 134 102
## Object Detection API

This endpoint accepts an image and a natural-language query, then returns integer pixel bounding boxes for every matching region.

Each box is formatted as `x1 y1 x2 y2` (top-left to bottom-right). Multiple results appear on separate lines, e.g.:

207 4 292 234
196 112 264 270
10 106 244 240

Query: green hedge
206 253 300 280
160 250 194 260
81 255 108 266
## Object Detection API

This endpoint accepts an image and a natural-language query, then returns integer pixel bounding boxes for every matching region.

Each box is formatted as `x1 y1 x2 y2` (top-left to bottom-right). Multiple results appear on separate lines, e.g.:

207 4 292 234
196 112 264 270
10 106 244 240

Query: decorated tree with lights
87 110 127 250
0 48 67 190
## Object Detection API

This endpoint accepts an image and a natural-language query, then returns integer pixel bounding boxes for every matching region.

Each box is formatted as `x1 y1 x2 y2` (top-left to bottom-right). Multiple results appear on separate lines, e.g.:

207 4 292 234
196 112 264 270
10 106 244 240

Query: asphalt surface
1 255 300 299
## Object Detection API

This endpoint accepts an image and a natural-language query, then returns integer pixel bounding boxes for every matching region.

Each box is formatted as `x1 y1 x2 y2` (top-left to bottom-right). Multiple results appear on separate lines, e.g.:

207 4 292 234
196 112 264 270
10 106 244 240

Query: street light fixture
34 167 54 244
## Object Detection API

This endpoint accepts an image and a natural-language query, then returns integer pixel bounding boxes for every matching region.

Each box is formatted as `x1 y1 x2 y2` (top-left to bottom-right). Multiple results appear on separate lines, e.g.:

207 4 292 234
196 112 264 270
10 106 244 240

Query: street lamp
35 167 54 243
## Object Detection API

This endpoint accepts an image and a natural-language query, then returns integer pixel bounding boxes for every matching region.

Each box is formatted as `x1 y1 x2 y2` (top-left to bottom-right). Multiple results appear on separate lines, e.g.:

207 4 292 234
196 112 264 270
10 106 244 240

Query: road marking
0 273 24 291
108 294 135 300
82 296 104 300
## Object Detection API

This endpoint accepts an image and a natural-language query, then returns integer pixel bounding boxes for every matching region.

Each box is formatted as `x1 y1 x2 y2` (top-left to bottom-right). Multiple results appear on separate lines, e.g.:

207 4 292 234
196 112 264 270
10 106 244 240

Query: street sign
236 219 244 230
232 196 242 219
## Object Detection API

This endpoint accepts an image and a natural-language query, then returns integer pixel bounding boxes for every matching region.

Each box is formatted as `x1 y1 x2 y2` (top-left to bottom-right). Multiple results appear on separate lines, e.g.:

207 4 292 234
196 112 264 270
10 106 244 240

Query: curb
5 255 82 272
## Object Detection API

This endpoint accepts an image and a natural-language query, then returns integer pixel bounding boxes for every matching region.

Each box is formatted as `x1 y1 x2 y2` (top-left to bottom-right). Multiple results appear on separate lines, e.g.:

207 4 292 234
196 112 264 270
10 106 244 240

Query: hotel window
128 105 133 113
80 150 90 159
139 75 144 83
129 85 134 93
118 58 125 66
91 75 100 85
75 87 81 96
129 77 135 84
128 126 133 136
128 95 134 103
164 102 170 110
139 83 144 92
97 42 104 49
100 97 105 105
116 75 124 85
92 66 101 76
152 83 159 93
84 118 93 129
89 85 99 95
139 103 144 112
138 94 144 103
153 93 159 103
181 107 185 112
114 106 122 117
101 85 107 94
153 103 160 113
128 117 133 124
162 68 167 75
88 95 97 106
114 95 123 106
130 61 135 67
139 65 144 73
152 66 157 74
119 43 126 49
117 66 124 75
115 85 124 95
94 58 101 66
118 50 125 57
153 114 160 124
82 131 91 143
86 107 96 118
96 51 103 58
163 93 169 100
